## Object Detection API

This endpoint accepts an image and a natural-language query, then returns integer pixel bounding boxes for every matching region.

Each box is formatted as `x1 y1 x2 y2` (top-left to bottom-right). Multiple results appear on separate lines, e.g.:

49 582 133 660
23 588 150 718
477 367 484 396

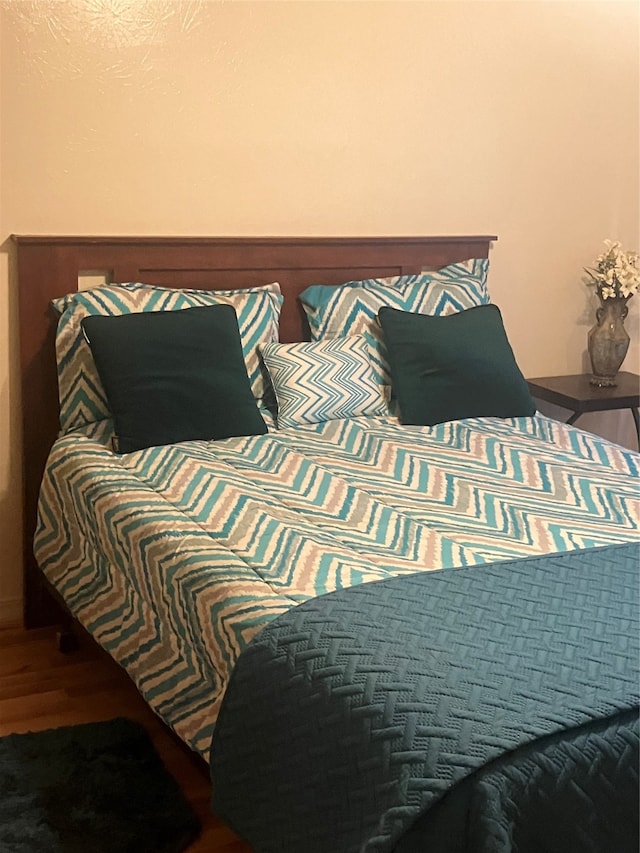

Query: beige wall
1 0 638 625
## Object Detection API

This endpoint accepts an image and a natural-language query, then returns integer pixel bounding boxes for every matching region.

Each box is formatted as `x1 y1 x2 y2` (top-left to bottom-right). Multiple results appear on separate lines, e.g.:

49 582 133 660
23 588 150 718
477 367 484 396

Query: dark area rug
0 717 201 853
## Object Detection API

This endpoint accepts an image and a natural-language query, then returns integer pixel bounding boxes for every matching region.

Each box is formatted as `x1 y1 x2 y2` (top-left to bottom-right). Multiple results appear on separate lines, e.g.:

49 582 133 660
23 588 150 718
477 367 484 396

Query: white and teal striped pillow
53 282 283 433
299 259 490 388
262 335 387 429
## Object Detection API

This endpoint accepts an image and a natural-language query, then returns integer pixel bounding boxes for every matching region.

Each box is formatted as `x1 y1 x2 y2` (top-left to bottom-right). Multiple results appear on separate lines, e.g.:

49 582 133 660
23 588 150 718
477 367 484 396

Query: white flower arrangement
585 240 640 301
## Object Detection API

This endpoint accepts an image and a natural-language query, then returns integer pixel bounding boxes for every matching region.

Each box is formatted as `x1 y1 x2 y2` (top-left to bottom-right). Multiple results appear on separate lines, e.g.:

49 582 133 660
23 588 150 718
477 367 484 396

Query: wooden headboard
14 234 496 628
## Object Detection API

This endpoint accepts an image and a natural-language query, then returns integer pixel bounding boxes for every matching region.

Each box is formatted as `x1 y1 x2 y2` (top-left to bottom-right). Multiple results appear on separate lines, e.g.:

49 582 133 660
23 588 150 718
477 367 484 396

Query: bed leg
56 622 79 654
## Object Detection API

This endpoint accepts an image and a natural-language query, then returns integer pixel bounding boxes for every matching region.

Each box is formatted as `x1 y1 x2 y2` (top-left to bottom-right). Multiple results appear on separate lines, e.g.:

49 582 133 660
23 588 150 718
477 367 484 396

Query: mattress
34 413 639 756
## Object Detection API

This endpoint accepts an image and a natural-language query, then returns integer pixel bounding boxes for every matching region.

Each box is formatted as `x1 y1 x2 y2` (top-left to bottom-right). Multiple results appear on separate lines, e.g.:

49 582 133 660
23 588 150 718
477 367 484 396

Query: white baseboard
0 596 23 628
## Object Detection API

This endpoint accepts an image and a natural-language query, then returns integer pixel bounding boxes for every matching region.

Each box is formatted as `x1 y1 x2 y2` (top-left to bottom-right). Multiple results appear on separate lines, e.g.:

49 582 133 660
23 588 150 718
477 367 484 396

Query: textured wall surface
1 0 638 624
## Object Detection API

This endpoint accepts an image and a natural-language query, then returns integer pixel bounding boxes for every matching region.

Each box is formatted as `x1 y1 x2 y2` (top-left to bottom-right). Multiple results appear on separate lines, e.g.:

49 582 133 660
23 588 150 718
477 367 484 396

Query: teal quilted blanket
211 542 639 852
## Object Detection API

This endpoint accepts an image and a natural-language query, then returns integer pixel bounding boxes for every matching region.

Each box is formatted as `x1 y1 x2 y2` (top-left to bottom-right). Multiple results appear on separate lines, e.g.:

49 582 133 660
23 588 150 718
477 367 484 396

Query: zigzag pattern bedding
299 261 490 389
34 414 639 756
261 335 387 427
53 282 283 431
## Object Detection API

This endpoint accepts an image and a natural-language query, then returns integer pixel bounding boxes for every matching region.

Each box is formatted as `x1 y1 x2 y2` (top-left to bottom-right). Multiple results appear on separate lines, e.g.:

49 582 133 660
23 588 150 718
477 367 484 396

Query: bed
16 235 639 853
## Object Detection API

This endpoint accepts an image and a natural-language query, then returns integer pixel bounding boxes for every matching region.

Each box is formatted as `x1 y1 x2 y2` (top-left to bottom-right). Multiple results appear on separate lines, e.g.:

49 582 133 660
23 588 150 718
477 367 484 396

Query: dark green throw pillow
378 304 536 426
81 304 267 453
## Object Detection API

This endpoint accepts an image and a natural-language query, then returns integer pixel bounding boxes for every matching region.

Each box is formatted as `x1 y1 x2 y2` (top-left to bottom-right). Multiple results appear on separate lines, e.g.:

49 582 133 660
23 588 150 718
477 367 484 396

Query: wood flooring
0 625 253 852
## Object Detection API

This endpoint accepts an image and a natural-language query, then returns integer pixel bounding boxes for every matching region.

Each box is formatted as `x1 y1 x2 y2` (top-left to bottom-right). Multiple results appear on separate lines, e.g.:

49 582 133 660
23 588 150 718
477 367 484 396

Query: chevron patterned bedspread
211 543 640 853
34 414 639 756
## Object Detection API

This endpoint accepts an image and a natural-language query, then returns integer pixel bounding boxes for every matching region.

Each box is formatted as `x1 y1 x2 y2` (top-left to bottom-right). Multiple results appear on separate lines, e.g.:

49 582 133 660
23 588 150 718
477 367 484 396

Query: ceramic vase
587 296 630 387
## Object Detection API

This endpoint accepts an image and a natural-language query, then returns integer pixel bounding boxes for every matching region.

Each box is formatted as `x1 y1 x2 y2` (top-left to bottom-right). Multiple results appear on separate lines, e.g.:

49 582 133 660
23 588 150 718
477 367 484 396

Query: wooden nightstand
527 372 640 449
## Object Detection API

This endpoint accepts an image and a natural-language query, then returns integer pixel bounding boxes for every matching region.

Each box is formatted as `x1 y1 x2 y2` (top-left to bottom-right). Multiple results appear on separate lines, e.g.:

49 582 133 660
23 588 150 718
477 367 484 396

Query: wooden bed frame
15 234 496 629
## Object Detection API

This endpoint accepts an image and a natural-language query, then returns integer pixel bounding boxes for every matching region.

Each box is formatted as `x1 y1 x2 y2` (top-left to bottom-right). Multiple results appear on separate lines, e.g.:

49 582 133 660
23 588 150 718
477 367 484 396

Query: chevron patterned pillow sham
52 282 283 433
261 335 387 428
299 259 490 388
